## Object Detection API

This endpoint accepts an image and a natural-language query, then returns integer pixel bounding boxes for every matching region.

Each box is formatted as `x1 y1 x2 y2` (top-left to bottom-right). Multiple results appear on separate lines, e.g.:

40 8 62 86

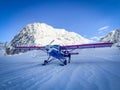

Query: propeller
49 40 55 45
45 40 55 56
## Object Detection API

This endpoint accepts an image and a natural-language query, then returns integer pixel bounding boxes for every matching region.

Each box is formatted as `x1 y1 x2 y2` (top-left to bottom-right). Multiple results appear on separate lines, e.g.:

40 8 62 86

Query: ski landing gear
42 60 49 65
42 53 71 66
59 59 67 66
42 58 67 66
60 53 71 66
42 58 54 66
64 60 67 65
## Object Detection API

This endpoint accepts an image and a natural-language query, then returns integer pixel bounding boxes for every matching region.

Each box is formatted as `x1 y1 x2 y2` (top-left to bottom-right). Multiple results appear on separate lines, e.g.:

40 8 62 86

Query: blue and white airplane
15 40 113 66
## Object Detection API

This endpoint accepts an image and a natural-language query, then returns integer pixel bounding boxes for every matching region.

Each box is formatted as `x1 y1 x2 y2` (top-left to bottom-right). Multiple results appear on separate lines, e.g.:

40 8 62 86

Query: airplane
15 40 113 66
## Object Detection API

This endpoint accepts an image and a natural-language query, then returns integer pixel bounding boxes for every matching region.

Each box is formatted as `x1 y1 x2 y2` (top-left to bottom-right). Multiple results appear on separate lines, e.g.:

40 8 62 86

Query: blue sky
0 0 120 42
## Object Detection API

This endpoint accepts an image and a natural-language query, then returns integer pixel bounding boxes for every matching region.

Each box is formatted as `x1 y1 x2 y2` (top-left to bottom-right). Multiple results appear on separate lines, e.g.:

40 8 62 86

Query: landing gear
59 59 67 66
42 60 49 65
42 57 54 66
68 53 71 63
63 60 67 65
62 51 71 64
42 52 71 66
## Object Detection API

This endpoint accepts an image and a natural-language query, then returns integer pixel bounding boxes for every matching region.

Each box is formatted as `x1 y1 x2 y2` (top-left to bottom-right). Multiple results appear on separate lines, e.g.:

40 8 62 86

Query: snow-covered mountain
6 23 91 54
10 23 91 46
100 29 120 46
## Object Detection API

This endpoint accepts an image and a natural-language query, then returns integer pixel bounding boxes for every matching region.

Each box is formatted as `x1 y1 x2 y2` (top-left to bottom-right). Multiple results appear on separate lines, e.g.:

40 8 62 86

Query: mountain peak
6 23 91 54
11 23 91 46
100 29 120 47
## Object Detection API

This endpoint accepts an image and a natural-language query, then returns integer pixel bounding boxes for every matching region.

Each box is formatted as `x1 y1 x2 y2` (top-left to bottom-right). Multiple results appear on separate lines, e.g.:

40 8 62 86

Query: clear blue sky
0 0 120 42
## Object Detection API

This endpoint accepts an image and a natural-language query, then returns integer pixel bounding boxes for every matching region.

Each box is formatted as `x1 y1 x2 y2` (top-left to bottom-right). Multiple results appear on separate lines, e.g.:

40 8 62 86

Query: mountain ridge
5 23 91 54
100 29 120 46
10 23 91 46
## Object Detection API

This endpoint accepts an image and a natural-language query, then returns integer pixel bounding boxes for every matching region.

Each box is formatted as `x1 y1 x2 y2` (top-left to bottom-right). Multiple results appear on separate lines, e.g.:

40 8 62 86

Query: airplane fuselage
45 45 68 60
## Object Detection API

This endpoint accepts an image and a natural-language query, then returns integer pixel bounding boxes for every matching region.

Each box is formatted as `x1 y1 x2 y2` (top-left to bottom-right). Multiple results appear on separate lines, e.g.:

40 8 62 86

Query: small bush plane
15 40 113 66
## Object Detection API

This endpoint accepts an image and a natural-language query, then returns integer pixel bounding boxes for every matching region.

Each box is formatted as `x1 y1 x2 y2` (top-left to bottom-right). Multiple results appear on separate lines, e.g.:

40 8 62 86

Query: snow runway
0 47 120 90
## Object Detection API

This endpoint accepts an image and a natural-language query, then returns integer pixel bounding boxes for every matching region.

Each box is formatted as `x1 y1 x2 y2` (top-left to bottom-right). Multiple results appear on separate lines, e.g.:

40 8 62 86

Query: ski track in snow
0 47 120 90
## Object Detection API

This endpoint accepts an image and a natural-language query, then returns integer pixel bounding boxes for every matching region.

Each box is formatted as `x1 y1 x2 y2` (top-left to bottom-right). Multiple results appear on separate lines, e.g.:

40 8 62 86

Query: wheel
64 60 67 65
68 54 71 63
42 60 48 65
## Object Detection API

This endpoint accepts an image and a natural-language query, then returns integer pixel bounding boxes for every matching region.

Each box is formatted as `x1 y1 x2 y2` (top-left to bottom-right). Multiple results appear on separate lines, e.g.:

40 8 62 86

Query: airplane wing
15 42 113 50
15 46 45 50
61 42 113 50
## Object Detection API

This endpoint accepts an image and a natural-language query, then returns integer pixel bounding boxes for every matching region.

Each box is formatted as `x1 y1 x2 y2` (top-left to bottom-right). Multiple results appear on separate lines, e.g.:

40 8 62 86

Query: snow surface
0 47 120 90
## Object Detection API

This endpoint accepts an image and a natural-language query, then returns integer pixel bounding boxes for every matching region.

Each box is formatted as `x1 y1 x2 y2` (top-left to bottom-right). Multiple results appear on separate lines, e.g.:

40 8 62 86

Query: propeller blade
49 40 55 45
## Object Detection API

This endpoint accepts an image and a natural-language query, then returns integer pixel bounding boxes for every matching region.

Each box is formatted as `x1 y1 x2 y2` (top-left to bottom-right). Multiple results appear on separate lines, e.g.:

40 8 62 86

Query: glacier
0 47 120 90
